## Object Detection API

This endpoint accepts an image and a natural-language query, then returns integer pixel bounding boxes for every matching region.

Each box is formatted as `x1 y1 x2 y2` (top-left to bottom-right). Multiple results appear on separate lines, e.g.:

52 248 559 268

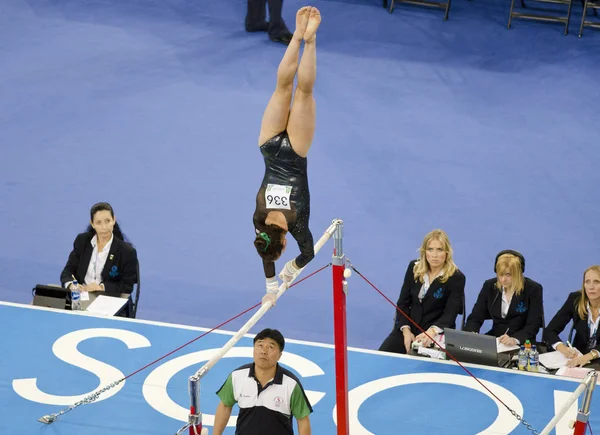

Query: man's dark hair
254 328 285 352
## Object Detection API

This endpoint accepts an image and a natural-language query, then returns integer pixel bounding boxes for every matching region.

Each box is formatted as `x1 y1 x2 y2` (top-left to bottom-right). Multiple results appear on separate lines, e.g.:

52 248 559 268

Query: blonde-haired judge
464 250 544 346
379 229 466 354
544 265 600 368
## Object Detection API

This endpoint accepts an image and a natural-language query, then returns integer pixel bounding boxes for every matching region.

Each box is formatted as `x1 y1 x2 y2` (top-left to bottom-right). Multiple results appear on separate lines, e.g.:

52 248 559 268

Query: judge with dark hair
60 202 138 298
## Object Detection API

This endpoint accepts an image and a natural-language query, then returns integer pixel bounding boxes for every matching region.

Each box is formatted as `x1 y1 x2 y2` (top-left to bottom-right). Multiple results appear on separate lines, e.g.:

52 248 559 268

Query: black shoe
269 32 293 45
246 21 269 32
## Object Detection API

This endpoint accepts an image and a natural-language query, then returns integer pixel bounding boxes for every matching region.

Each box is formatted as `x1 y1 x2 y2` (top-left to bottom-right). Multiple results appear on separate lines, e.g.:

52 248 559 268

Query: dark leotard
253 131 314 278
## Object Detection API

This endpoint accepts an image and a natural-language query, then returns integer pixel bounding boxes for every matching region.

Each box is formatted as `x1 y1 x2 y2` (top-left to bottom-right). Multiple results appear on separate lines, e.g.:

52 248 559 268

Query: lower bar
193 221 338 380
332 263 349 435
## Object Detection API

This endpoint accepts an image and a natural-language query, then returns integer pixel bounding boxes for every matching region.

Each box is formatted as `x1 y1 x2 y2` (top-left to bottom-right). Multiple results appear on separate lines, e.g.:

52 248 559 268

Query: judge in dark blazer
60 202 138 298
379 229 466 354
464 250 544 346
543 265 600 368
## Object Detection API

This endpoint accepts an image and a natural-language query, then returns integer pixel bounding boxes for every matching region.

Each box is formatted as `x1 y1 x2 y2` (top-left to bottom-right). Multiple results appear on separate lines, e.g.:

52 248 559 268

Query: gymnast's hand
279 260 300 284
263 277 280 307
262 293 278 308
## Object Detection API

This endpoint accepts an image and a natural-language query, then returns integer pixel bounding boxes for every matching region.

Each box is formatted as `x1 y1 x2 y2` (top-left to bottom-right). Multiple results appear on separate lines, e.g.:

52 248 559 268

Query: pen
566 341 578 357
504 328 510 336
498 328 510 346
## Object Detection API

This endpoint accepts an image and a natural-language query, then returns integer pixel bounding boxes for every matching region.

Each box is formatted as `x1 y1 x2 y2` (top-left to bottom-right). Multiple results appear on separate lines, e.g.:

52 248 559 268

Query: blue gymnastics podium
0 301 597 435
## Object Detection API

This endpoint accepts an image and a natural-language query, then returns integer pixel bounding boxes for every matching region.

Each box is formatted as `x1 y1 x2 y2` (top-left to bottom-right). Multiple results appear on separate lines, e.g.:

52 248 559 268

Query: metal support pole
189 377 202 435
573 371 597 435
332 219 349 435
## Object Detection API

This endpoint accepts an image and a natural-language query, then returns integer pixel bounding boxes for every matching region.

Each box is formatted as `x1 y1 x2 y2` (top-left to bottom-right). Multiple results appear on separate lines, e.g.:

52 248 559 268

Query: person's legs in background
246 0 269 32
267 0 293 44
245 0 293 45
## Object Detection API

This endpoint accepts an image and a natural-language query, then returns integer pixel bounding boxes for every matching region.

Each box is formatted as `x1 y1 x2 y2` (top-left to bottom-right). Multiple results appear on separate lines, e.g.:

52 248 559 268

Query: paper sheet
539 350 583 369
85 295 128 316
555 366 597 381
496 337 520 353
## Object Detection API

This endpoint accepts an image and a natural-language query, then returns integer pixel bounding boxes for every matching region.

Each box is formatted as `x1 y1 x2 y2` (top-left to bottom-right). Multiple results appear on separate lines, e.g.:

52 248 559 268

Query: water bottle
517 346 527 371
529 345 539 372
71 280 82 311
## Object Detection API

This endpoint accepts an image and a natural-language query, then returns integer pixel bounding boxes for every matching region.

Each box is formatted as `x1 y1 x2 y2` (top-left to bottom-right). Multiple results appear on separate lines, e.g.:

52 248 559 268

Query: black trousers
245 0 289 37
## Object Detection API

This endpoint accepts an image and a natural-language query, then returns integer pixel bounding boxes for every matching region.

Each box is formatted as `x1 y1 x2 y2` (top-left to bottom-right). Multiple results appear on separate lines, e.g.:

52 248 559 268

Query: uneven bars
539 372 596 435
190 219 340 381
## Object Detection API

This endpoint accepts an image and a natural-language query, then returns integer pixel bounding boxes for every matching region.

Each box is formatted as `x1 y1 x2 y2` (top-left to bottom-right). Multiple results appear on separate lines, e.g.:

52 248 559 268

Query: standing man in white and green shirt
213 328 312 435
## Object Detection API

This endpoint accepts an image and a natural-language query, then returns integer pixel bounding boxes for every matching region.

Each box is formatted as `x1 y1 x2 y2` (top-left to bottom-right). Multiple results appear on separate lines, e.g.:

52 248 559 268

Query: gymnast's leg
258 7 311 146
286 7 320 158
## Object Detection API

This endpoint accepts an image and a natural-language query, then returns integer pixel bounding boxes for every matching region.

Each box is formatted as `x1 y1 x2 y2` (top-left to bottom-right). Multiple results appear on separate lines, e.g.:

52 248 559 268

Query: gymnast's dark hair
254 224 286 262
86 202 130 243
254 328 285 352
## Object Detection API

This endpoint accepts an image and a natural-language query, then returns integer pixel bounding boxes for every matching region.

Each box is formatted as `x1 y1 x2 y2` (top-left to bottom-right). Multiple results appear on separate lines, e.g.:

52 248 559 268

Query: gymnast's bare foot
303 7 321 43
294 6 311 41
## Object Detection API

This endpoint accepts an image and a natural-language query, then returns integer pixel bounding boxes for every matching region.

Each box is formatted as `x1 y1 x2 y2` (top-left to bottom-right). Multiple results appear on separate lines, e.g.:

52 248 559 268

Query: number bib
265 184 292 210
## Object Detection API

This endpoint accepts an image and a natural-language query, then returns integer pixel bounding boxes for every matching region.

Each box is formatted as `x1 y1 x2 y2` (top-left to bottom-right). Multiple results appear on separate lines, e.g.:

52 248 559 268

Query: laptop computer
32 284 70 310
444 329 510 367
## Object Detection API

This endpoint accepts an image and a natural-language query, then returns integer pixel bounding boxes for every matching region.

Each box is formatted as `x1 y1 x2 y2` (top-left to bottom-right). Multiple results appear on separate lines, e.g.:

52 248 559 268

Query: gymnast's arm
293 226 315 269
263 259 276 279
277 224 314 286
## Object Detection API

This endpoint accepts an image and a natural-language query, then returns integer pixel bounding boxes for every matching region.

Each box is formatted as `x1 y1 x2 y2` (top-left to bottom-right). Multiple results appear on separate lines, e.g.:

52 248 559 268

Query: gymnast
252 6 321 307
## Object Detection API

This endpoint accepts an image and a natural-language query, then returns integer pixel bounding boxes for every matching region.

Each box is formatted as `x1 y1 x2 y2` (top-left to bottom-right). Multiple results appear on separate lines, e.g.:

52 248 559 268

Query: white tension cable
191 219 342 381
